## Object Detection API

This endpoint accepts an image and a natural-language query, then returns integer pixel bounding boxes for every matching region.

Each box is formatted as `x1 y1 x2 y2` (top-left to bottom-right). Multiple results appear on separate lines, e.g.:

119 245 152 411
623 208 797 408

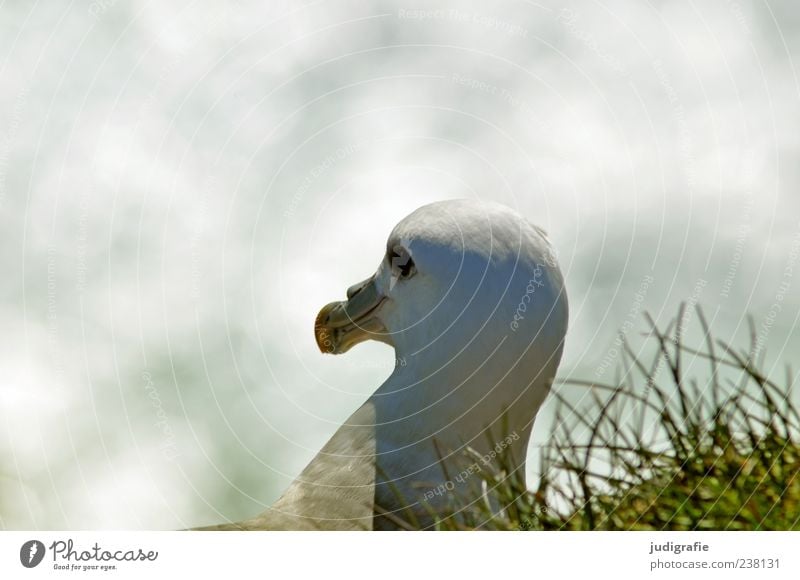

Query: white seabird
197 199 568 530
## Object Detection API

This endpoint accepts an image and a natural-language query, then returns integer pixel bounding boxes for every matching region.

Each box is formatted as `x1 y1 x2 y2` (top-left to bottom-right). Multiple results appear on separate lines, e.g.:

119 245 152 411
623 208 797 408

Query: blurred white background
0 0 798 529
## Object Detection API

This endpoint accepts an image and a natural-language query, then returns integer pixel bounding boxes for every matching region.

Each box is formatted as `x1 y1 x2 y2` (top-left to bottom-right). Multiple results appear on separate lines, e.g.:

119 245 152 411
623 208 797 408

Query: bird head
314 199 568 381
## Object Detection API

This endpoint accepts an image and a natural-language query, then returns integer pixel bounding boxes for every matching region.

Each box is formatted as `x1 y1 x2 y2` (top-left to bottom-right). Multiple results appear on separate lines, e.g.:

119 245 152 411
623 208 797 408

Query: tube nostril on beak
346 276 373 300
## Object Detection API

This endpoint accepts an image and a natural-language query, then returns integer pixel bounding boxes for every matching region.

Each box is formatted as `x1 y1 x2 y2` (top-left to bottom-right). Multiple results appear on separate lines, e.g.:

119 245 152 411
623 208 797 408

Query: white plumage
197 199 568 530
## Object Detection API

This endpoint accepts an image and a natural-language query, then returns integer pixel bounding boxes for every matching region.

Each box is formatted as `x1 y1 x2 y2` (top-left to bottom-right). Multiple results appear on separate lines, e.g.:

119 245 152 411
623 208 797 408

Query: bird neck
367 351 547 525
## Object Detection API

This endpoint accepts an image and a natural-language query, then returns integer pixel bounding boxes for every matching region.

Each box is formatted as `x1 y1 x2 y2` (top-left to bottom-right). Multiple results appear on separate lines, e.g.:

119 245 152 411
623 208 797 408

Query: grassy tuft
414 305 800 530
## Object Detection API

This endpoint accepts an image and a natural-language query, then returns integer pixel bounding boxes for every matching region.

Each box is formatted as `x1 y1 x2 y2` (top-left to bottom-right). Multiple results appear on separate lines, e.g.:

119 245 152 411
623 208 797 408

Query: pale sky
1 0 799 529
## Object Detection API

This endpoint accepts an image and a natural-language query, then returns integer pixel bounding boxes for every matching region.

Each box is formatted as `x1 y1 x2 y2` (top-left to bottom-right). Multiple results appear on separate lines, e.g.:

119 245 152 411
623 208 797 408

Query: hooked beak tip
314 302 340 354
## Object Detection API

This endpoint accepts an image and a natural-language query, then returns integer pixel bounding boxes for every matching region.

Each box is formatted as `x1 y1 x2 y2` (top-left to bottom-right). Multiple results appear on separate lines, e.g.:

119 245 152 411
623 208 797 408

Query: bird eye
389 246 415 279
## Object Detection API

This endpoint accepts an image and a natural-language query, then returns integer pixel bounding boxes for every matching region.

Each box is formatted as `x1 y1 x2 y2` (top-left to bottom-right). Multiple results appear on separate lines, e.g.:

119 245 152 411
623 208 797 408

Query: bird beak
314 274 388 354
